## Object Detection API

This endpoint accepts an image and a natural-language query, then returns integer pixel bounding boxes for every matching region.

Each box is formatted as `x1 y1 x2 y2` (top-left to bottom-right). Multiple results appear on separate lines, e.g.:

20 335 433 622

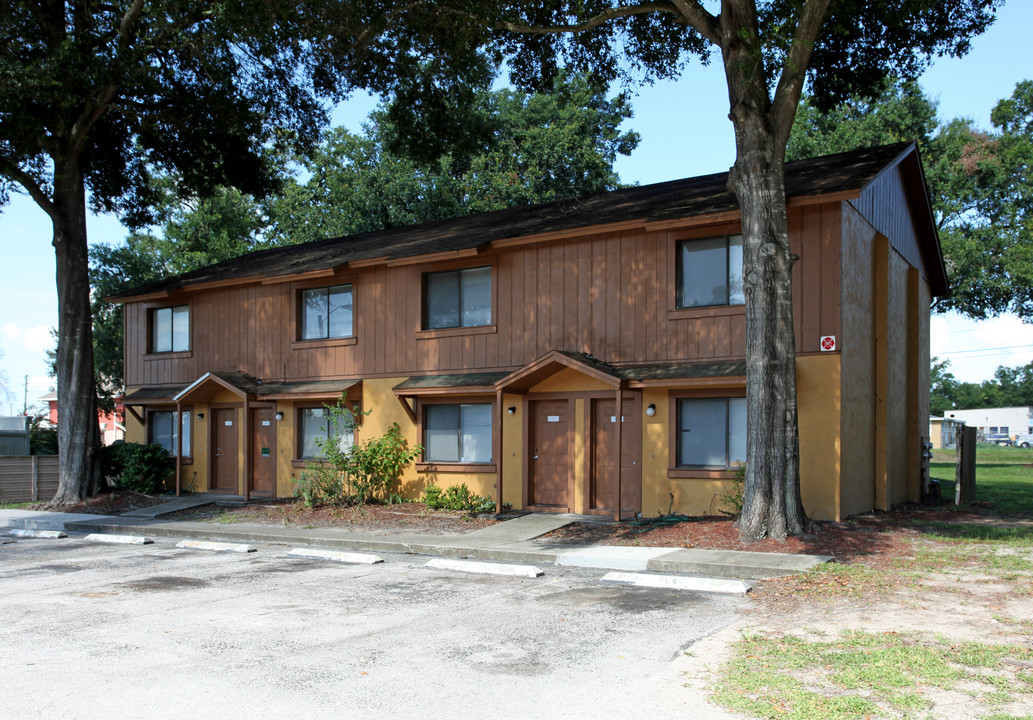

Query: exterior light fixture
646 403 656 417
508 406 516 415
196 412 204 420
274 412 284 421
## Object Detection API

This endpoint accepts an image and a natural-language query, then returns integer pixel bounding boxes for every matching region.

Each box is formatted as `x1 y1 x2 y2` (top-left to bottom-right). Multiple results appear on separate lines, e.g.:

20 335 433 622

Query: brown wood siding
0 456 61 503
851 165 928 281
124 204 845 387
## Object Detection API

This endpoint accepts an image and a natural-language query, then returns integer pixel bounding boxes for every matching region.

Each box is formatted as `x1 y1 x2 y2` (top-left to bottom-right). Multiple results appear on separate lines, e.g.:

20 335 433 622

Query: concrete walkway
1 507 831 581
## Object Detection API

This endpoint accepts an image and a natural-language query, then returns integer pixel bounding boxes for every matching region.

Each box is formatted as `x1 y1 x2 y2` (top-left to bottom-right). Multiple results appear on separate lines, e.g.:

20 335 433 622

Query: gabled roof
111 142 936 301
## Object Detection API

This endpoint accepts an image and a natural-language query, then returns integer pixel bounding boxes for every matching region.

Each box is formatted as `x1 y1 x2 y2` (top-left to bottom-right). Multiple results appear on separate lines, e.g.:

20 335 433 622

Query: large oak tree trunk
49 155 103 504
720 2 810 541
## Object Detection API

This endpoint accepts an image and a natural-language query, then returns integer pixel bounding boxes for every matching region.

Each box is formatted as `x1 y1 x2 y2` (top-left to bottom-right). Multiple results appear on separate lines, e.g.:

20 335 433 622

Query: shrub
294 402 421 507
719 463 746 516
101 442 172 495
423 483 495 514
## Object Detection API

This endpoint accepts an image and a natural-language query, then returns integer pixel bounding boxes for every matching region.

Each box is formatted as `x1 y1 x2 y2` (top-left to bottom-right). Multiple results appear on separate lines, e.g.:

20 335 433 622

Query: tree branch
769 0 834 152
667 0 721 45
493 3 684 36
0 156 56 221
70 0 148 154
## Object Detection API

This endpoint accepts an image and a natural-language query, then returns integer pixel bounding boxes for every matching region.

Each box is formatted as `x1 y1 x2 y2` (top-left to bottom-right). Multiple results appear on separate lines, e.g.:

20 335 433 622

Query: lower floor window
299 407 354 459
149 410 191 457
676 397 746 468
424 404 492 463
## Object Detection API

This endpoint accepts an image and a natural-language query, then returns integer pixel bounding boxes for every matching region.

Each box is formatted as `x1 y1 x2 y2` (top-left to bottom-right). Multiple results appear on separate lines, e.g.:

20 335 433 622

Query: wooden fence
0 456 60 503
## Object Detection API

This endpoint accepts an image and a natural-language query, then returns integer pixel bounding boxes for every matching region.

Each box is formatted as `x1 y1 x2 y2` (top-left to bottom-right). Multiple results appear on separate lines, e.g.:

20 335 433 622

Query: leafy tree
930 357 1033 411
0 1 360 503
788 79 1033 322
265 72 639 245
332 0 999 539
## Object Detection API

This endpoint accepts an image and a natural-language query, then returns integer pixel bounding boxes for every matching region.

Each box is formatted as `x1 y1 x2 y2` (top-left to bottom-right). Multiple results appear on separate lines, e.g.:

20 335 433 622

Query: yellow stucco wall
797 354 843 521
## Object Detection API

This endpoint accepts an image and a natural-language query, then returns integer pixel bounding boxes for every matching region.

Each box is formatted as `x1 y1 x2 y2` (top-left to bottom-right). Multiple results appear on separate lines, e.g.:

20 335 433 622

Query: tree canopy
932 358 1033 415
89 73 640 406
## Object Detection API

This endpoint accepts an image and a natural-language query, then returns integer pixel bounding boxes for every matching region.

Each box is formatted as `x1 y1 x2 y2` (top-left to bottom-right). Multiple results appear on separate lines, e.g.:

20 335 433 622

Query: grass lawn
710 446 1033 720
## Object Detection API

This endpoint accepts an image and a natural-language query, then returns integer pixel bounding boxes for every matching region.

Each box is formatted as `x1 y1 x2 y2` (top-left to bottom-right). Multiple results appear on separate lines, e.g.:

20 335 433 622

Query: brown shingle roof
111 143 922 300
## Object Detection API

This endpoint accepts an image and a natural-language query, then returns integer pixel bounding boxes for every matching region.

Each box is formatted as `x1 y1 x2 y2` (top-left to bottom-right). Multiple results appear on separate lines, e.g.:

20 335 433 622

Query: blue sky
1 3 1032 413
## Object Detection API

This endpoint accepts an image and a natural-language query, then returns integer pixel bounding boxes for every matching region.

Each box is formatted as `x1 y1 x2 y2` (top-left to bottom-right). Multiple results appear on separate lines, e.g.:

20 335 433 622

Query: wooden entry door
250 407 276 496
211 408 238 493
589 397 641 517
528 399 571 510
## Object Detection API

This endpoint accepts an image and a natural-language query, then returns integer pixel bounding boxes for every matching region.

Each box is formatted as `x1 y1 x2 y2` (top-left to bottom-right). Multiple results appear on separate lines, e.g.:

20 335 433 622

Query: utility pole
23 375 28 415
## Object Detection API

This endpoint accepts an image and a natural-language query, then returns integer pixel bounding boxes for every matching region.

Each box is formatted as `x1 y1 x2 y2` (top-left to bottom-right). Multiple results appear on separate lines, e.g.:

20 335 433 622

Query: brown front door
529 399 571 510
250 407 276 496
211 408 238 493
589 397 641 517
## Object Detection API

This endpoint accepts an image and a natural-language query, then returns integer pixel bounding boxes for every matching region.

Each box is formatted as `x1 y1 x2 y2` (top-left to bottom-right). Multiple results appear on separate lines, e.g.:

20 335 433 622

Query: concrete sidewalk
2 507 831 581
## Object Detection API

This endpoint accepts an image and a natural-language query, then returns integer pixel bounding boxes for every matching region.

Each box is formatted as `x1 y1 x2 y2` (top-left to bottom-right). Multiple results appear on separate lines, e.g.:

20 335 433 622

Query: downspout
495 388 504 514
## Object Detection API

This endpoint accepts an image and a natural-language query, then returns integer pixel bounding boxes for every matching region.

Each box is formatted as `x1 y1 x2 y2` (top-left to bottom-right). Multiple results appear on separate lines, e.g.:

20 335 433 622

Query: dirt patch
168 499 497 535
29 489 167 516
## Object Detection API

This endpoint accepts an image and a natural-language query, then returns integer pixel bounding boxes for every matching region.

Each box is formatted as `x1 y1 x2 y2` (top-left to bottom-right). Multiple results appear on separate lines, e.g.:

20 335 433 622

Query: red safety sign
820 335 836 351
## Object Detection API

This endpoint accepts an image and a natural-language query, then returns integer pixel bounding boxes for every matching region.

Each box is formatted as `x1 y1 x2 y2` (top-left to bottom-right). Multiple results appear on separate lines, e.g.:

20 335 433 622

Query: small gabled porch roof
494 350 623 393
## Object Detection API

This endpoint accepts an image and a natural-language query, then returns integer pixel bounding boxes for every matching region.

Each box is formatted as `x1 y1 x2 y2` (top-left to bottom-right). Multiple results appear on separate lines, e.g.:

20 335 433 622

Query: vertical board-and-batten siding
851 163 929 281
125 205 845 388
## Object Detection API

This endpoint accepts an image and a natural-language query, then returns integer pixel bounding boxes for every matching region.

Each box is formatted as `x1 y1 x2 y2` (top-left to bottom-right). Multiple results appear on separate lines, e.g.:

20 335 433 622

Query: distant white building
944 406 1033 442
929 416 966 450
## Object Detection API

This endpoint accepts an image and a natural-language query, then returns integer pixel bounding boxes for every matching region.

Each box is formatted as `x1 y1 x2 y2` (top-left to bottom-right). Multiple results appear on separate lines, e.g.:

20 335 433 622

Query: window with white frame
151 305 189 352
424 404 492 463
424 266 491 330
676 235 744 308
148 409 191 457
300 284 353 340
676 397 746 468
298 407 354 460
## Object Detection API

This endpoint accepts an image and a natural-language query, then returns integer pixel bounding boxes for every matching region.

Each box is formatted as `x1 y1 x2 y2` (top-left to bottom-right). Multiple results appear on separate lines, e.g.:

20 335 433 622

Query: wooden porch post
614 387 623 522
243 396 250 502
495 389 504 514
175 401 182 496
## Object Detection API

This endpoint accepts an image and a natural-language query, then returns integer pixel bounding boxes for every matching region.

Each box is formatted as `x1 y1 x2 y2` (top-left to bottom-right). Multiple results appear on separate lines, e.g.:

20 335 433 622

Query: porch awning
392 372 507 423
122 386 185 406
620 360 746 388
174 371 361 404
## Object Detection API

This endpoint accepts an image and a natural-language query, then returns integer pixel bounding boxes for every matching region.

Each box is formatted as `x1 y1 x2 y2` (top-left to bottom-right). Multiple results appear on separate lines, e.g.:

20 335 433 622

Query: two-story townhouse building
112 142 942 522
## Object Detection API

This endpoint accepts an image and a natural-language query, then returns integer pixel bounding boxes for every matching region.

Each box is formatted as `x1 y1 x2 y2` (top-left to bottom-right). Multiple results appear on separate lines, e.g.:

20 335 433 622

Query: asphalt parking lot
0 534 744 720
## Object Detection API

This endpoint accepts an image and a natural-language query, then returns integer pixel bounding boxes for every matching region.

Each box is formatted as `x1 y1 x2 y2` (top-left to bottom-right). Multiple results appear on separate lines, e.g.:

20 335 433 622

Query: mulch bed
29 489 167 516
168 498 497 534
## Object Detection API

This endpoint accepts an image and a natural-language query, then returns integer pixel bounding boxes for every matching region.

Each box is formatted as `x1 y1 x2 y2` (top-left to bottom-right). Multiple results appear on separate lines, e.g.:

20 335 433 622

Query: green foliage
264 71 639 246
931 356 1033 413
719 464 746 516
100 442 171 495
27 413 57 456
347 423 421 505
295 405 420 507
423 483 495 514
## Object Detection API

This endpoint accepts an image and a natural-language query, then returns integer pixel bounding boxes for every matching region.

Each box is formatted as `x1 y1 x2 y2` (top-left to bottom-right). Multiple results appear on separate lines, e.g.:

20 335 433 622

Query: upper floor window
301 284 353 340
676 397 746 468
424 403 492 463
298 406 354 460
676 235 744 308
149 409 191 457
424 266 491 330
151 305 189 353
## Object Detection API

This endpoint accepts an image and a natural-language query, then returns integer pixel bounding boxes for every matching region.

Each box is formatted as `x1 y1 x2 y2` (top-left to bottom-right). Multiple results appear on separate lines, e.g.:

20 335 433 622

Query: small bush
719 463 746 516
101 442 172 494
423 483 495 514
